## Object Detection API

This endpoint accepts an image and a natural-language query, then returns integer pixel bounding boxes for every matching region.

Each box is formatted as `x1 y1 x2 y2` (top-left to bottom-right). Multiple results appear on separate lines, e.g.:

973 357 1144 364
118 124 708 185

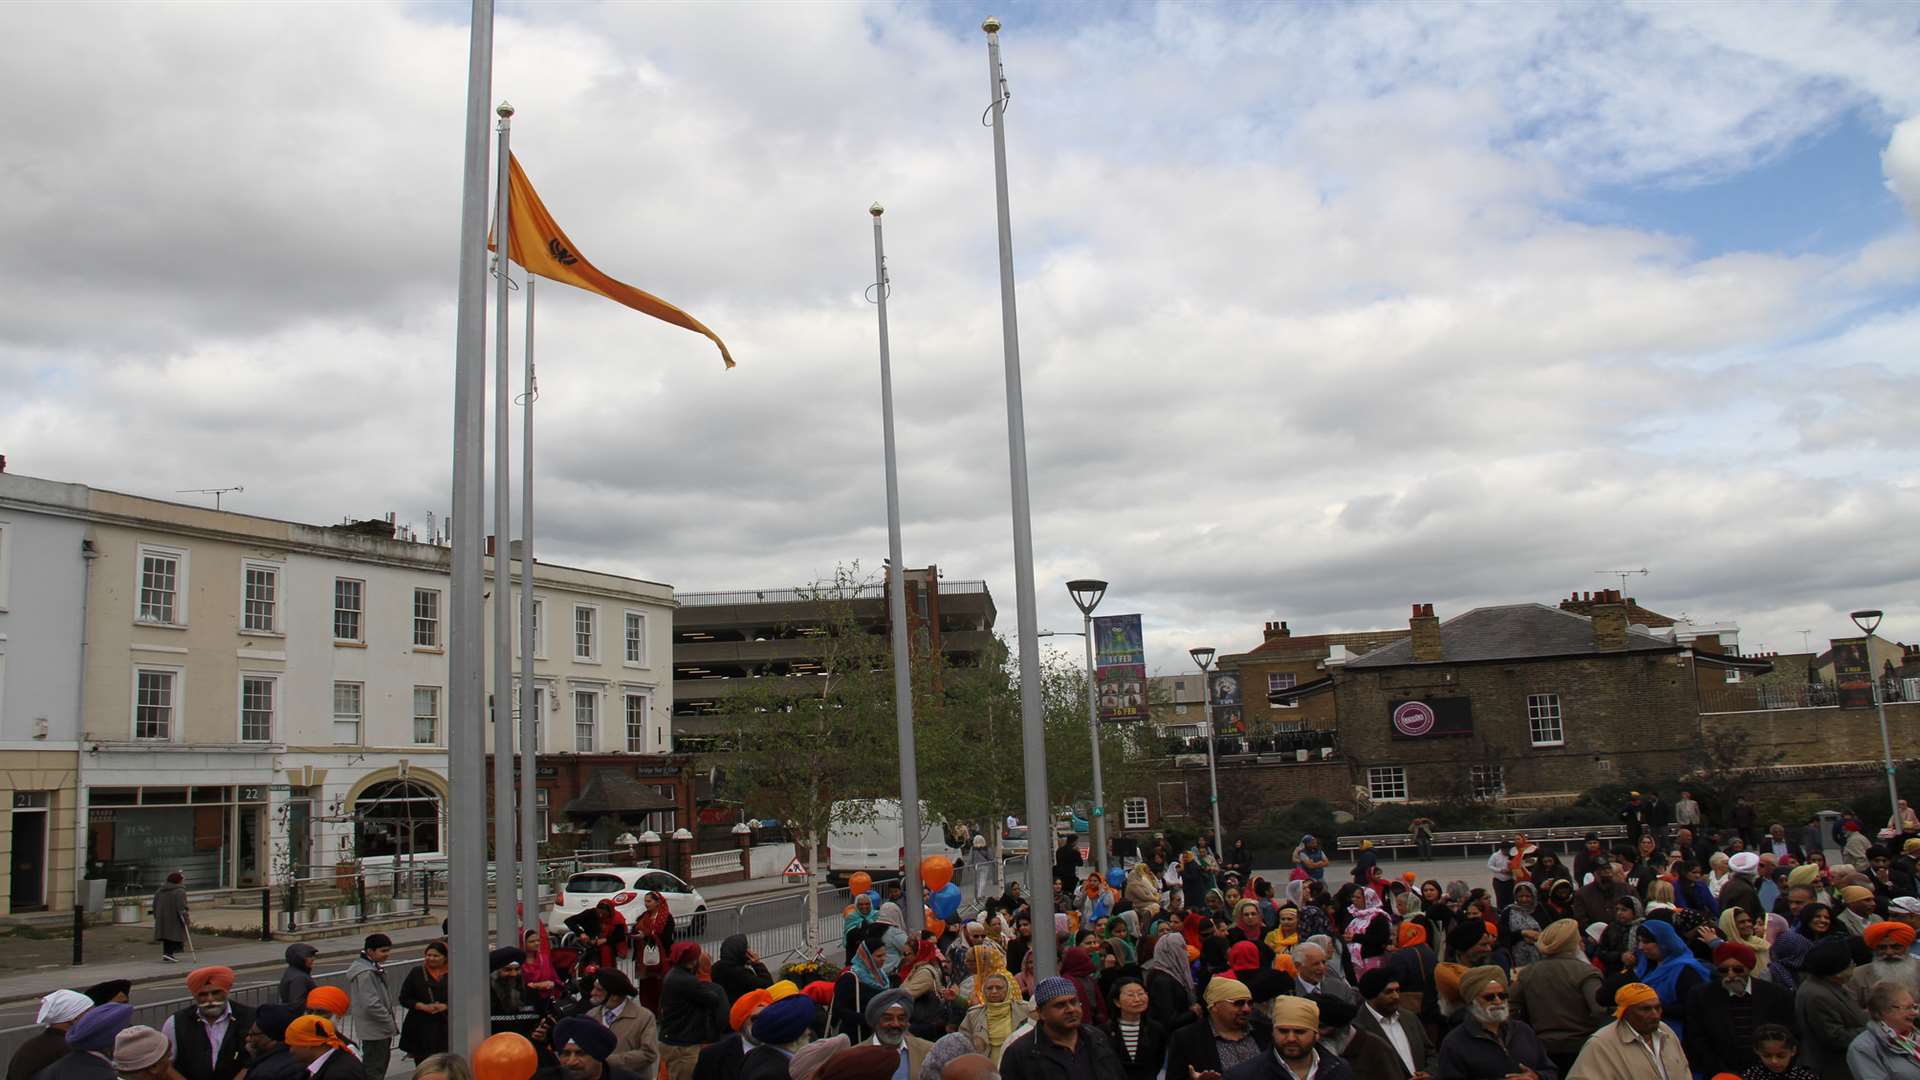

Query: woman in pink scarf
1344 888 1391 977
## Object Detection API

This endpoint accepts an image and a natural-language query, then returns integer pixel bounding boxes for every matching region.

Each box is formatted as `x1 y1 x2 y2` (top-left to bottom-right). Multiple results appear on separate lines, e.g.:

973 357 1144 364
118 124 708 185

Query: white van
826 800 965 883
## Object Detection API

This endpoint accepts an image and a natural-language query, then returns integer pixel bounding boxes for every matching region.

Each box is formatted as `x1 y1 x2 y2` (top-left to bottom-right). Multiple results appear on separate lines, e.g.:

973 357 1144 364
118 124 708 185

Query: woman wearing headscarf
965 943 1008 1006
1014 950 1037 999
899 940 951 1041
1720 905 1774 980
1344 887 1392 977
1296 880 1334 941
1540 879 1576 926
1634 917 1712 1039
830 937 889 1043
629 892 674 1013
1262 903 1301 959
1058 947 1108 1027
1123 862 1161 920
958 971 1028 1066
1766 929 1812 992
711 935 772 1005
1143 932 1199 1034
1495 881 1545 970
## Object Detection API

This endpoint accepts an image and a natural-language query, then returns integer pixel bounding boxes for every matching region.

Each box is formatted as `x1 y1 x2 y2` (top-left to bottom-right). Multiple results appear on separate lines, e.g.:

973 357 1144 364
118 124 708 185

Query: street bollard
72 904 83 965
261 888 273 941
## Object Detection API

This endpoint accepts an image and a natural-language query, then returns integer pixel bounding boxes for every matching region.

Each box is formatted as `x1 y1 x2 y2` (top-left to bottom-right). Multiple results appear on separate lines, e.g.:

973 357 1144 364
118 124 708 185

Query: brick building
1218 620 1408 742
484 752 698 854
1333 594 1721 807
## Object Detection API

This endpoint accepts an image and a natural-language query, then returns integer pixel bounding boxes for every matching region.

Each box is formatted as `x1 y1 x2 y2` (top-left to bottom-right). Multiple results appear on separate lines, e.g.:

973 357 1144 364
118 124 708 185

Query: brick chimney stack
1409 603 1442 662
1591 588 1628 651
1263 621 1290 642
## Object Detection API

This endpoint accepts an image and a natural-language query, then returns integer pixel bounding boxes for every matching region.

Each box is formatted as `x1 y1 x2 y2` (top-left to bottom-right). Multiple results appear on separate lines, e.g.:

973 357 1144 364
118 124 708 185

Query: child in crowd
1740 1025 1818 1080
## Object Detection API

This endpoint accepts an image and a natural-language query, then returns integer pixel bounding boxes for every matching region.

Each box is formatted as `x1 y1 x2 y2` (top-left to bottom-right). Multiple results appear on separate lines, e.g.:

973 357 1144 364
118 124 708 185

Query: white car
547 866 709 937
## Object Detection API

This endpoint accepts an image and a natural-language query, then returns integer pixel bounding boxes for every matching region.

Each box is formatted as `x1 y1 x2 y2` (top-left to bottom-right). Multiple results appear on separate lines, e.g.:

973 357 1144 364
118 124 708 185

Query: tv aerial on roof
1593 568 1649 593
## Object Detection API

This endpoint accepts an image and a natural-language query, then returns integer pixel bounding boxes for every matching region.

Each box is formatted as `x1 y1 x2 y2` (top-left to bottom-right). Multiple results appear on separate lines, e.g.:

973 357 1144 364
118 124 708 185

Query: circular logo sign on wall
1392 700 1436 737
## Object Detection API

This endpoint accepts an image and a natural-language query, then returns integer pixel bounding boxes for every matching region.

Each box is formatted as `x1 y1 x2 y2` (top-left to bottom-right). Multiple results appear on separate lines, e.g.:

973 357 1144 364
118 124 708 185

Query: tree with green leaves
701 564 898 950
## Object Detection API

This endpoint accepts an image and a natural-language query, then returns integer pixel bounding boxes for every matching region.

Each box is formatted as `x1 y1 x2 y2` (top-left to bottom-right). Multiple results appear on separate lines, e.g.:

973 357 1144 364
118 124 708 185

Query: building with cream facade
0 470 673 904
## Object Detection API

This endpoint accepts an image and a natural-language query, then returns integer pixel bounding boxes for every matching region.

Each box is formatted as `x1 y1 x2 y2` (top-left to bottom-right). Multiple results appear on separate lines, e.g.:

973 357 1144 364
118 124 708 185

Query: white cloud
1888 117 1920 223
3 0 1919 677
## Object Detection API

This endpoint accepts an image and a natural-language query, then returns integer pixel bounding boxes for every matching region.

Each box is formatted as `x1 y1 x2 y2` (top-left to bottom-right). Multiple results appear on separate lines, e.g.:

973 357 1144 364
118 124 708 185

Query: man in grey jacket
1509 919 1607 1077
343 934 398 1080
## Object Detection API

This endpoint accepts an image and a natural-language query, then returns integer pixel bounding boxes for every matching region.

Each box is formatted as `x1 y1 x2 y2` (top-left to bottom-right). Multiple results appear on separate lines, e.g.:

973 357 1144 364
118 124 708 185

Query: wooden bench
1334 824 1629 860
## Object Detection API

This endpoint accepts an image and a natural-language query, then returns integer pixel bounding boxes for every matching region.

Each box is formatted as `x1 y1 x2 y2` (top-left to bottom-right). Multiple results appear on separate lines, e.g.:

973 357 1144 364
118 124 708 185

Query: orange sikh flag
490 153 734 369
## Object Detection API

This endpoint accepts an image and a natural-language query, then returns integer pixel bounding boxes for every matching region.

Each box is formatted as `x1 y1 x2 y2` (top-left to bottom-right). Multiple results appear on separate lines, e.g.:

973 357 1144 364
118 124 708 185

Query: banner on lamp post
1092 614 1148 722
1208 670 1244 734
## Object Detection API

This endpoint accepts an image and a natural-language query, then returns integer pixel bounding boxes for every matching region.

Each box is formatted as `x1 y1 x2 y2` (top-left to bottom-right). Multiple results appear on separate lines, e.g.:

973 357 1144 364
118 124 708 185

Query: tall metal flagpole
980 16 1057 981
869 204 924 935
490 100 517 946
518 276 540 936
447 0 496 1052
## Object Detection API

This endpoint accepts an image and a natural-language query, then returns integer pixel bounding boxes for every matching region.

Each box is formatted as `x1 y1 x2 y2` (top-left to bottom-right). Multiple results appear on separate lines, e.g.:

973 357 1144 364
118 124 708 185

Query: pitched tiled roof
1235 629 1410 661
1344 603 1678 668
563 769 680 816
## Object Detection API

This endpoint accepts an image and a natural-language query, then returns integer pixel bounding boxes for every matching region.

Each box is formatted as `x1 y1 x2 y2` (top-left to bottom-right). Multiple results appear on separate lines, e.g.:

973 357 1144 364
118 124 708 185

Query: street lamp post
1189 647 1226 856
1853 609 1900 824
1066 580 1109 881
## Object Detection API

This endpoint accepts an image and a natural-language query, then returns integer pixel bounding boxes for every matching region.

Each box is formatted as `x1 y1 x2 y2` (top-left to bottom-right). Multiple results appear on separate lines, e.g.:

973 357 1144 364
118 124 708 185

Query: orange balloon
925 910 945 936
920 855 953 892
849 872 873 897
473 1033 537 1080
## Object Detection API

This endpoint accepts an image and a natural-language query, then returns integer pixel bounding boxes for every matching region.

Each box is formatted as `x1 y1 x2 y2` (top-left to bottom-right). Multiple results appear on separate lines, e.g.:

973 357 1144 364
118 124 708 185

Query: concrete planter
113 902 142 925
311 907 334 927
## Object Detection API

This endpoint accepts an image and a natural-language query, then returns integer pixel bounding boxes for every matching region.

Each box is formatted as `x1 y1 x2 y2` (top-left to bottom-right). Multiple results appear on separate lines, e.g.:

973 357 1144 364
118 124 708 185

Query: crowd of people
23 804 1920 1080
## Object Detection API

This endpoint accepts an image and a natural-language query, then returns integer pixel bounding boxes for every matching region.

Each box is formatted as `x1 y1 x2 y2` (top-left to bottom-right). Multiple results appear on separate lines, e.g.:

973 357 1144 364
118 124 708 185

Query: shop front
86 783 272 894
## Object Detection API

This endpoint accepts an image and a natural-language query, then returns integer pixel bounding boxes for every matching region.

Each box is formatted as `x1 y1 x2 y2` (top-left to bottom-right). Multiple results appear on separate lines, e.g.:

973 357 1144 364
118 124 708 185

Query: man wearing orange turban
304 986 351 1019
1856 921 1920 1004
283 1017 357 1080
163 967 256 1080
1563 983 1689 1079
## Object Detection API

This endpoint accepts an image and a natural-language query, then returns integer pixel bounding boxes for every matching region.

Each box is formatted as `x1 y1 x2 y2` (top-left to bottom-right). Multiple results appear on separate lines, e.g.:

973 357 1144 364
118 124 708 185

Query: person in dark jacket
153 872 189 962
739 998 816 1080
1104 978 1168 1080
397 940 450 1063
659 942 728 1080
32 1003 131 1080
240 1005 305 1080
1683 941 1794 1076
1166 978 1269 1080
162 966 256 1080
1222 997 1355 1080
279 944 320 1007
1143 934 1199 1035
998 978 1124 1080
10 990 91 1080
1433 966 1559 1080
711 935 772 1006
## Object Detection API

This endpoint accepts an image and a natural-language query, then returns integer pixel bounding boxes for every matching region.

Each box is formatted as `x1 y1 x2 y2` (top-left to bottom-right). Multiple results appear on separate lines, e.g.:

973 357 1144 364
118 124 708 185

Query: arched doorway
354 779 443 860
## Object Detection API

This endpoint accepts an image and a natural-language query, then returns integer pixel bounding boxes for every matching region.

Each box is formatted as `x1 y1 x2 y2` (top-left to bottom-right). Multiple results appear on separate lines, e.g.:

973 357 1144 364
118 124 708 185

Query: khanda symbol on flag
490 153 734 369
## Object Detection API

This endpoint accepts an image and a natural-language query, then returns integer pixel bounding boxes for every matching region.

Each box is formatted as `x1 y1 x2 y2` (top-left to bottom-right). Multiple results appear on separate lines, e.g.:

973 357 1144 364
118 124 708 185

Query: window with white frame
1267 671 1298 708
1470 763 1505 799
624 612 647 664
535 789 549 837
525 599 545 658
333 579 364 642
137 546 185 625
625 692 649 752
242 563 278 633
574 606 597 661
413 588 441 648
574 690 597 751
1122 797 1150 829
413 686 441 745
1527 693 1564 746
240 675 275 742
332 682 363 744
134 669 177 740
1367 766 1408 802
515 684 547 752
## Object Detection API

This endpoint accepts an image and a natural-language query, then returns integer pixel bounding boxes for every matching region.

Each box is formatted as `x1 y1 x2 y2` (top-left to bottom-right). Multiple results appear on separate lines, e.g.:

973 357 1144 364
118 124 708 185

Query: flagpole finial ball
981 16 1001 34
870 202 885 218
496 101 515 118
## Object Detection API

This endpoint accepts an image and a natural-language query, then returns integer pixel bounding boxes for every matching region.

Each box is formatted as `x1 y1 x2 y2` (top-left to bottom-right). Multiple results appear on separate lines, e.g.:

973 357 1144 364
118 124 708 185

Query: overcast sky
5 1 1919 673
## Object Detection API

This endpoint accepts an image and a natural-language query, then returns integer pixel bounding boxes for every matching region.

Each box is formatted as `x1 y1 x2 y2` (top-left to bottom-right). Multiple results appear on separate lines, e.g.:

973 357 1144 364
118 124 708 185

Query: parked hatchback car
547 866 709 937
